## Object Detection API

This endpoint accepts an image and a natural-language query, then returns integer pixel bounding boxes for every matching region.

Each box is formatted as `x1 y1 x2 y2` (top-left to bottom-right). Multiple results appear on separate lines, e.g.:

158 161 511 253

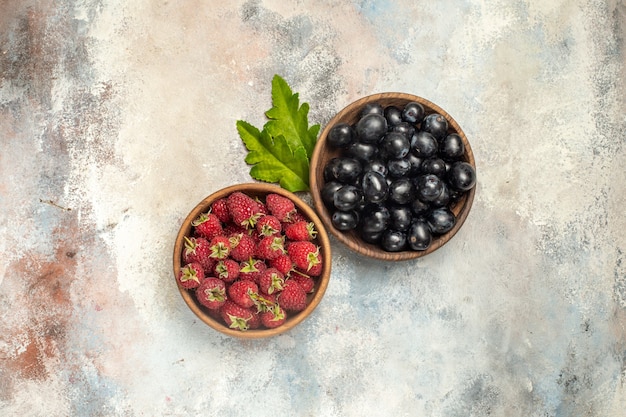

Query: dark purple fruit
381 230 407 252
361 171 389 203
421 113 448 139
406 153 423 176
355 113 387 144
448 187 465 204
447 161 476 191
430 182 450 207
410 198 430 216
420 158 447 176
323 158 341 182
332 210 359 231
360 229 383 244
389 205 413 231
388 178 415 205
363 159 388 176
407 219 432 251
415 174 443 202
333 184 363 211
328 123 355 148
332 157 362 184
439 133 465 161
410 131 438 158
384 105 403 127
321 181 343 208
427 207 456 235
380 132 410 160
402 101 425 124
392 122 416 140
359 204 390 234
359 102 384 118
387 157 411 178
345 141 378 162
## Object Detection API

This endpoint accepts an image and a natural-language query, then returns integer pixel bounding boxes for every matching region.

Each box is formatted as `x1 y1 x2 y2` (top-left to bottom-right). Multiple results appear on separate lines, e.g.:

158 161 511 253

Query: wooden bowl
173 183 331 338
310 92 476 261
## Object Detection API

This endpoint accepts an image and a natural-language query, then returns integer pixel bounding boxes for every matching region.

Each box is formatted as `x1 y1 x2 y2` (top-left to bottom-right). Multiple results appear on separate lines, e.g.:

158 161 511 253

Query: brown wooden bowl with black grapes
309 93 476 261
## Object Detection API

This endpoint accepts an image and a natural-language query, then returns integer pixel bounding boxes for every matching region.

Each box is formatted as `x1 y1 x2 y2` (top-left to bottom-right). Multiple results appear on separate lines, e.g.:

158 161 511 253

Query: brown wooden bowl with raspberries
310 92 476 261
173 183 331 339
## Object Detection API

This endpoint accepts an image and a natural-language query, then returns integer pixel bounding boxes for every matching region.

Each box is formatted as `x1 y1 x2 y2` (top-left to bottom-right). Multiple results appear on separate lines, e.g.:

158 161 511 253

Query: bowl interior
173 183 331 339
310 92 476 261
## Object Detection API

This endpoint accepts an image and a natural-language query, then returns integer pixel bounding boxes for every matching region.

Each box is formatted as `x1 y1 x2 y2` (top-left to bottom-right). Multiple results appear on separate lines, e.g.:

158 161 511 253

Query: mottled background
1 0 625 416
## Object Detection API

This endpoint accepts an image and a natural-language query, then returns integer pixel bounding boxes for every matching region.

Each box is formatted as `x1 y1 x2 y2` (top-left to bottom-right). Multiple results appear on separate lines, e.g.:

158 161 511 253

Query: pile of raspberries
177 191 324 331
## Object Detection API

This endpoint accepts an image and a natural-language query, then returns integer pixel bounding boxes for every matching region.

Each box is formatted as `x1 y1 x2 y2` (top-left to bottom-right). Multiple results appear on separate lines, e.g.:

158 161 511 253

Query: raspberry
238 258 266 283
285 221 317 241
256 215 282 237
227 192 263 229
220 300 255 331
208 236 231 260
258 267 285 295
256 235 286 260
277 280 307 312
177 262 204 290
266 193 296 222
228 280 259 308
229 232 257 262
269 254 294 275
290 271 315 293
287 241 321 273
192 212 223 240
213 259 240 283
210 198 231 223
182 237 215 273
260 305 287 328
196 277 226 310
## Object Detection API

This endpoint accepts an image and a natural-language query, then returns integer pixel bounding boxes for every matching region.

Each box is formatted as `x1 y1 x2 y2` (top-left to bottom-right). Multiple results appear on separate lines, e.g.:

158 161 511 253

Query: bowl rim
173 182 332 339
309 92 476 261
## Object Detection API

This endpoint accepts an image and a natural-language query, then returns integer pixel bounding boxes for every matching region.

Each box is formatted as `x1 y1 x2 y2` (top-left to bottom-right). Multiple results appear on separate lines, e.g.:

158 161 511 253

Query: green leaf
236 120 310 192
264 74 320 160
236 75 319 192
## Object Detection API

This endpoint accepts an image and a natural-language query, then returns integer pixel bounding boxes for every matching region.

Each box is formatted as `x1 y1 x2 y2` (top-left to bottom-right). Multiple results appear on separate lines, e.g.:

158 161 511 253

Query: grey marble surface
1 1 625 416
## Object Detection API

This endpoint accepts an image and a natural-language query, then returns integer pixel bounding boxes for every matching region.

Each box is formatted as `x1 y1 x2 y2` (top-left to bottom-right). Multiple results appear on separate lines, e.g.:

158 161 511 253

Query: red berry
253 292 277 313
238 258 266 283
192 212 223 240
256 215 282 237
211 198 231 223
247 310 261 329
182 237 215 273
177 262 204 289
256 235 286 260
223 223 247 237
269 254 294 276
220 300 255 331
260 305 287 328
302 259 323 277
227 192 263 229
285 221 317 241
287 241 321 273
208 236 231 260
228 232 256 262
258 267 285 295
213 259 240 283
278 280 307 312
228 280 258 308
282 210 307 227
254 198 269 216
290 272 315 293
196 277 226 310
265 193 296 222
